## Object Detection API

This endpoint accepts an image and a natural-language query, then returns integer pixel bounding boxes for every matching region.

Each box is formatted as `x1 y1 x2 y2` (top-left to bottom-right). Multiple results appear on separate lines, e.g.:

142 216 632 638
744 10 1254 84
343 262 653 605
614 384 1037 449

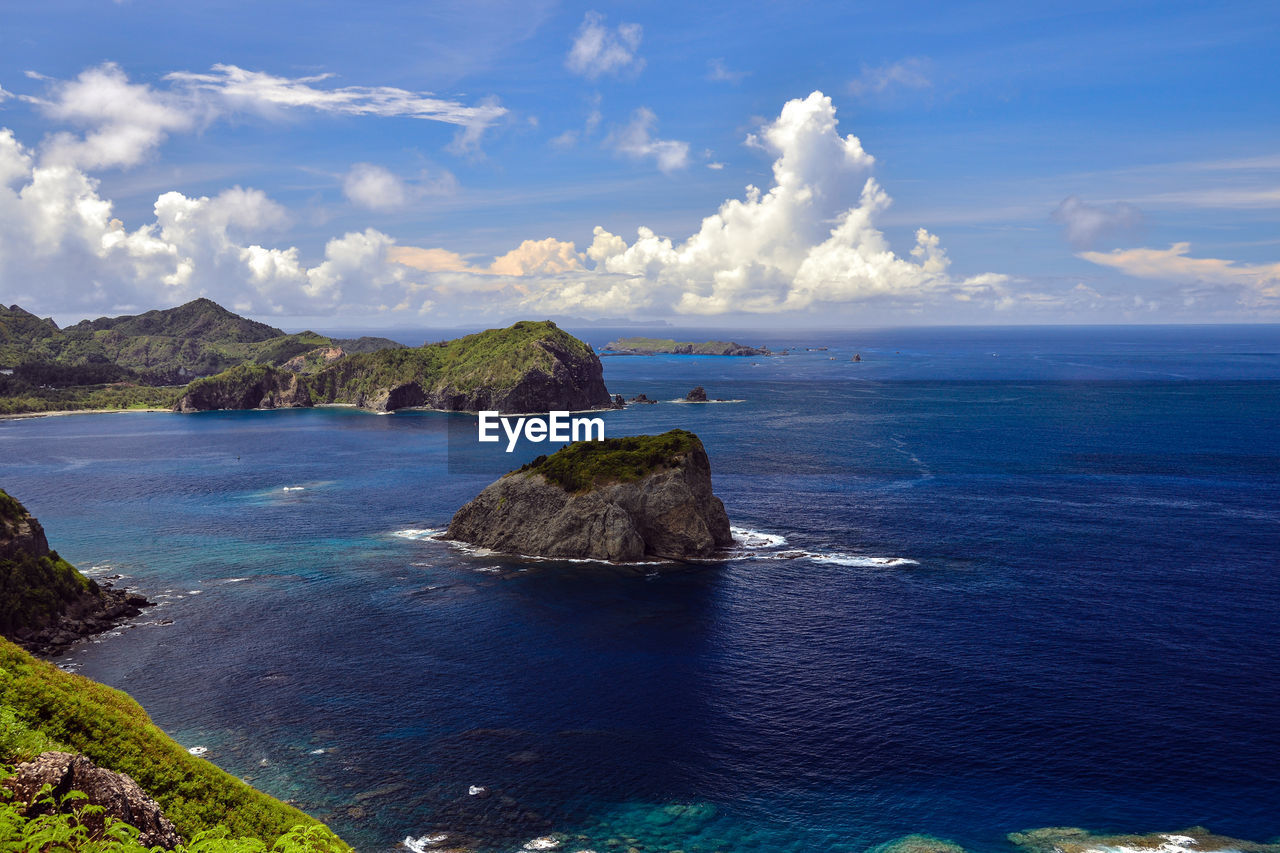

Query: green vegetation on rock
601 336 767 356
0 490 98 638
0 638 347 849
311 320 589 399
515 429 703 493
186 319 611 414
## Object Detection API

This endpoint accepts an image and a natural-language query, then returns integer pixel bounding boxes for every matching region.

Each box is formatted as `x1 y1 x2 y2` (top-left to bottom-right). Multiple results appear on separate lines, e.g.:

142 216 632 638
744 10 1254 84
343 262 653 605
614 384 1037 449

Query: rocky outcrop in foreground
4 752 182 849
446 429 733 562
1 488 152 654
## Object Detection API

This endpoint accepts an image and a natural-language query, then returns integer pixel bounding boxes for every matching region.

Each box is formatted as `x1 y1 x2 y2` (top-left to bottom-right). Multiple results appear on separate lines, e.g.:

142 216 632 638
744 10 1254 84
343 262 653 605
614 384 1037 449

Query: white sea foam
1087 835 1219 853
188 590 202 595
402 834 450 852
523 838 562 851
282 486 305 492
392 528 446 540
309 748 326 755
668 398 745 404
187 746 208 756
730 526 788 548
809 554 919 568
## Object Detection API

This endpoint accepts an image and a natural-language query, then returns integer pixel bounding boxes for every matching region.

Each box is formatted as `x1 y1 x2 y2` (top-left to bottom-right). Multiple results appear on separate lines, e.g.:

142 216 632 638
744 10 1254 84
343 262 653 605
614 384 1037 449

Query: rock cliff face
176 320 612 414
446 430 733 562
5 752 183 849
174 365 311 413
0 489 151 654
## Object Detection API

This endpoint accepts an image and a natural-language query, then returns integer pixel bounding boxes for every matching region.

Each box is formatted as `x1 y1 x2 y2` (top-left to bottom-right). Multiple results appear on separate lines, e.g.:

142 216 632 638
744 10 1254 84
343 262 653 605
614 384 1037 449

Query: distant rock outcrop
4 752 183 849
445 430 733 562
0 489 152 654
685 386 708 402
602 336 768 356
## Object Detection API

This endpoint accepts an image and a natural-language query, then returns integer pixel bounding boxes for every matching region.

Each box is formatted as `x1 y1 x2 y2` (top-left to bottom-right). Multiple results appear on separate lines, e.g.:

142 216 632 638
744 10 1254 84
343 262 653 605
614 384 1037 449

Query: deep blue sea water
1 326 1278 853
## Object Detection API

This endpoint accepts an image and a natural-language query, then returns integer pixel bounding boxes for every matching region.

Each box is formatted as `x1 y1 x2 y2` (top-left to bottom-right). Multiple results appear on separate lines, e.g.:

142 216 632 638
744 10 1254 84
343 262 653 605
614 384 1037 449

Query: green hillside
0 637 348 850
183 319 612 413
0 299 403 415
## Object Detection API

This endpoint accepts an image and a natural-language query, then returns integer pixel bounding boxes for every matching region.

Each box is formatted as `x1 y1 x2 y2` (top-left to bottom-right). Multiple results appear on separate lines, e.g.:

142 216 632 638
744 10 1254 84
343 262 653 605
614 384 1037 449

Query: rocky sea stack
446 429 734 562
0 488 151 654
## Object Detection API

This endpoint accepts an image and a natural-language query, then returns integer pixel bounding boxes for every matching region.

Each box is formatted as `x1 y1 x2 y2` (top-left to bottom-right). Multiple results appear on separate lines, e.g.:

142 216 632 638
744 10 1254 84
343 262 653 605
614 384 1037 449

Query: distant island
601 336 769 357
0 298 616 416
446 429 733 562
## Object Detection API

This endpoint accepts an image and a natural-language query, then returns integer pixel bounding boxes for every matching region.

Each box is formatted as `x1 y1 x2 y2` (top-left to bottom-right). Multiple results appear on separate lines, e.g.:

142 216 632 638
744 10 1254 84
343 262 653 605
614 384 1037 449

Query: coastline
0 407 172 421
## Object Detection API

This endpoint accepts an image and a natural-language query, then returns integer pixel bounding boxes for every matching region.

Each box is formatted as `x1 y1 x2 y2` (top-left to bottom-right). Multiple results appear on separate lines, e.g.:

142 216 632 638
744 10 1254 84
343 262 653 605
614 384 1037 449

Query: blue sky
0 0 1276 328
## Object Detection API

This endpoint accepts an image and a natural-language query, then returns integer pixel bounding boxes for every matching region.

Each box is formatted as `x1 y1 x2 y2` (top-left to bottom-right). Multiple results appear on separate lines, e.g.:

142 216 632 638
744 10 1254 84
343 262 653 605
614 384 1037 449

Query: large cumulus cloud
505 91 1008 316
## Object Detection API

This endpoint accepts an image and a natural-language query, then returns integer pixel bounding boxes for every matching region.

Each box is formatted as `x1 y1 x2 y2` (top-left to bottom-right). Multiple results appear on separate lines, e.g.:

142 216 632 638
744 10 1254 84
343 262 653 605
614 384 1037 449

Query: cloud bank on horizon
0 38 1276 326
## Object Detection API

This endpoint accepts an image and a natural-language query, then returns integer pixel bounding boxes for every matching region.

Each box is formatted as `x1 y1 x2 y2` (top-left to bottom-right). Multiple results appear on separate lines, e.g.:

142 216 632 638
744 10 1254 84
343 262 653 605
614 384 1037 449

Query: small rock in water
187 746 208 756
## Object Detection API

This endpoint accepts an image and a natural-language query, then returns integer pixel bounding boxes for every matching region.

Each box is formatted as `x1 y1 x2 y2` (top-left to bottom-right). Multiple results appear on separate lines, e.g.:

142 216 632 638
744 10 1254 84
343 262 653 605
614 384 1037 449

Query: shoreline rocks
10 581 154 656
1 487 154 656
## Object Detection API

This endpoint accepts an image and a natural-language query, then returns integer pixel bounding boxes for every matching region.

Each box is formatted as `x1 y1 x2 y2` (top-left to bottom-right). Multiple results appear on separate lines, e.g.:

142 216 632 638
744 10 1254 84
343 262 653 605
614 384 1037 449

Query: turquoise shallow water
1 326 1278 852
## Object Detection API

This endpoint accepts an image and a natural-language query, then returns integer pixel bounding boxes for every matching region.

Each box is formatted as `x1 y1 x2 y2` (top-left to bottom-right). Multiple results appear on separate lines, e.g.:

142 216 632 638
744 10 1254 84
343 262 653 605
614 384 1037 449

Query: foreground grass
0 638 348 850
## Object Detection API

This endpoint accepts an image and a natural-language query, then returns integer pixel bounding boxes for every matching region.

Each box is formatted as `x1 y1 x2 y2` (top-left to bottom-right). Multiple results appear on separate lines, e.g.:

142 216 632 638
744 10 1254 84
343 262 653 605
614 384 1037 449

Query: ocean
1 325 1277 853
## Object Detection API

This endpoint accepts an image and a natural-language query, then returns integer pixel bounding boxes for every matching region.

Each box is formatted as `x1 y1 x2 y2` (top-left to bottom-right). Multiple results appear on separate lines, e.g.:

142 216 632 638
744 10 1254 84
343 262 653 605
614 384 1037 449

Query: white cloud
1051 195 1143 249
166 64 507 153
18 63 507 168
390 237 583 277
0 126 422 316
1135 187 1280 209
848 58 932 98
608 108 689 173
510 91 1009 316
343 163 410 211
342 162 457 211
23 63 194 169
0 84 11 103
0 129 32 186
550 130 579 149
1079 242 1280 305
566 12 644 79
707 59 748 84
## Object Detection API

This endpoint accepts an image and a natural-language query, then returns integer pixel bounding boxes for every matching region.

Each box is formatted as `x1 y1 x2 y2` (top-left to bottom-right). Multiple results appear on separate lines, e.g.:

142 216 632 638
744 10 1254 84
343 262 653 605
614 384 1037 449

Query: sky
0 0 1277 329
